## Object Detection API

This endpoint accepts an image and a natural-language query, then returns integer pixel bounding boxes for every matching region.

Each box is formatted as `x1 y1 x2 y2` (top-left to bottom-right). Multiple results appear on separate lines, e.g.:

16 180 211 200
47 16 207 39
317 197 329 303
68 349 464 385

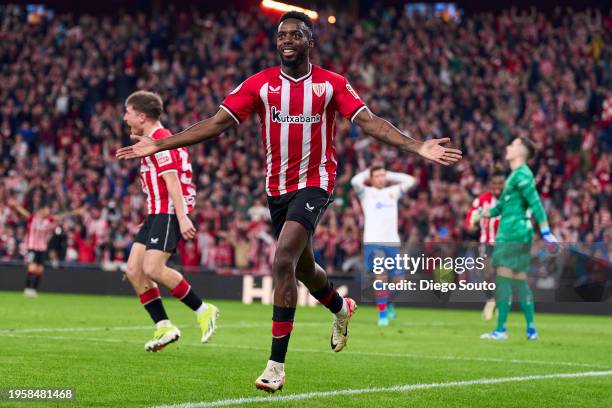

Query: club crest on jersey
312 83 326 97
271 106 321 124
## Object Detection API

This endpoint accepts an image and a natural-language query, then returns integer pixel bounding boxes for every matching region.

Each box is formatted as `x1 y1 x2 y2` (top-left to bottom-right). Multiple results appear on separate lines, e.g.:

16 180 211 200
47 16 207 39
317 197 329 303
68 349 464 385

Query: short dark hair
491 170 506 179
519 136 537 158
126 91 163 120
279 11 313 39
370 165 385 177
491 164 506 179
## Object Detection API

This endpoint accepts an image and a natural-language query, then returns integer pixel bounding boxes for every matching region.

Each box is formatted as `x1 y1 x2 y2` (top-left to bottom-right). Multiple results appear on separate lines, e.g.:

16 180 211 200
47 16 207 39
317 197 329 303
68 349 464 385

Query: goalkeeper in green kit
474 137 558 341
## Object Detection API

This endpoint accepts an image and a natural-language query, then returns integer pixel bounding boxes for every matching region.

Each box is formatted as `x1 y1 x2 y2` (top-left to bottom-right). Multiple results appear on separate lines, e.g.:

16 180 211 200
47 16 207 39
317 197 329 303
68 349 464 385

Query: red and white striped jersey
221 64 366 196
140 128 196 214
25 214 55 251
465 192 500 243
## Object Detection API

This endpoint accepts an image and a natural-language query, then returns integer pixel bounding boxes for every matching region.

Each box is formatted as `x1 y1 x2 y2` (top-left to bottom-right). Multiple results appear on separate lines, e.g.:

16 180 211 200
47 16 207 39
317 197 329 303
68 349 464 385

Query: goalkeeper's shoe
527 327 539 340
482 299 496 321
255 361 285 393
331 297 357 352
197 304 220 343
145 325 180 352
480 329 508 340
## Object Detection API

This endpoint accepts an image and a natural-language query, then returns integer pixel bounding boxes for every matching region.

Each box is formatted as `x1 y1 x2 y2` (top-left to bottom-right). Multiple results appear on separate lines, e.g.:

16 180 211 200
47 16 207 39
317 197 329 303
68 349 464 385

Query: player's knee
125 262 142 281
142 262 161 281
272 252 296 279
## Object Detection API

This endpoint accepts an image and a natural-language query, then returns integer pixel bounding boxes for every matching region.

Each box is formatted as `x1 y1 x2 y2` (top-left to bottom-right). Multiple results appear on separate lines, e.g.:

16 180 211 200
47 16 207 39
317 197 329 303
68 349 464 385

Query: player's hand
417 138 462 166
115 135 158 160
469 208 483 227
178 215 196 240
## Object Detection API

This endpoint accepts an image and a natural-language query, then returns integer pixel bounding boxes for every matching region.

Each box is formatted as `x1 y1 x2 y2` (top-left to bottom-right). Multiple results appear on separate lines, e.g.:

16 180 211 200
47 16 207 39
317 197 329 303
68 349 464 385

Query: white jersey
351 170 415 244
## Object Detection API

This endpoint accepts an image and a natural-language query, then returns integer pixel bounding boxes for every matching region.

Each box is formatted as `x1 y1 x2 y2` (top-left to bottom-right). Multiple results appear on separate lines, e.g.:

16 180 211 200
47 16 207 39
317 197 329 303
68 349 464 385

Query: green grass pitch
1 291 611 407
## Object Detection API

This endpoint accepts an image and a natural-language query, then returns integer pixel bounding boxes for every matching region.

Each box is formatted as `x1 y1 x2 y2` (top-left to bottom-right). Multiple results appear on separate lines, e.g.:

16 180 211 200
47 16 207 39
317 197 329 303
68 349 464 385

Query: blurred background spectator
0 4 610 275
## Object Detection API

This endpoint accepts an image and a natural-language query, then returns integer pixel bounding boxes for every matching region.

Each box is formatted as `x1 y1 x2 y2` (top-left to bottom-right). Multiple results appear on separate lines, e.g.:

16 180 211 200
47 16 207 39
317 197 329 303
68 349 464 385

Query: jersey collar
147 125 163 138
280 63 313 83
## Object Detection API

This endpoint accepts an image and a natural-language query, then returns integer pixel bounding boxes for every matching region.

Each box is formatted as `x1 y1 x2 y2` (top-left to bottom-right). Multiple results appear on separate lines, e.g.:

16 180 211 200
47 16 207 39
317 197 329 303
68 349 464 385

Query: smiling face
276 19 312 69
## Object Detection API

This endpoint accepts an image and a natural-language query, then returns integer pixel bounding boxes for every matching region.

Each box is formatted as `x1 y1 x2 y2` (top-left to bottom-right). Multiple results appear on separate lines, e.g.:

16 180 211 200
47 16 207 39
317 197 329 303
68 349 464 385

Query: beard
279 49 308 68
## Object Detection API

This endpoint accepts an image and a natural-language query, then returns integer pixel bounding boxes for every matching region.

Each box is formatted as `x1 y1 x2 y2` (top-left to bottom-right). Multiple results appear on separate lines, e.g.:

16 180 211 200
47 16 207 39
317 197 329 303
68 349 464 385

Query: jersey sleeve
516 169 547 225
332 76 367 122
150 129 180 175
220 75 260 124
151 149 180 175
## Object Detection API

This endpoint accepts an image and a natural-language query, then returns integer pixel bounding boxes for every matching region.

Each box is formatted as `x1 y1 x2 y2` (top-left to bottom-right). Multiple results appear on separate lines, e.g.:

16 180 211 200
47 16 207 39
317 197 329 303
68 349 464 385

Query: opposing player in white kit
351 165 416 326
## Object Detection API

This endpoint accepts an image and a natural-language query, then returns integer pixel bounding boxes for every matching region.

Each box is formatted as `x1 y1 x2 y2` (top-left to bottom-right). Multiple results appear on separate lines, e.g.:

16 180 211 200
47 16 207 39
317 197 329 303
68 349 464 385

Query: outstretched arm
352 109 462 166
7 198 30 218
55 206 86 220
116 109 237 160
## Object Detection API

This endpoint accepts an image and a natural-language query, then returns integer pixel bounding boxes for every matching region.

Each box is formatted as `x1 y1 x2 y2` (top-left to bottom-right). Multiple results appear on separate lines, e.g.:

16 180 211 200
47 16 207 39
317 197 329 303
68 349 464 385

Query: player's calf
170 277 220 343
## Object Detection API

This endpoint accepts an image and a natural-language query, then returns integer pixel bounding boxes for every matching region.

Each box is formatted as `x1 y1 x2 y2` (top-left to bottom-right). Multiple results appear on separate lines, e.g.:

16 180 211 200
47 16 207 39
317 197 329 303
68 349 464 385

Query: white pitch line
0 321 449 334
149 370 612 408
0 333 606 369
0 323 304 334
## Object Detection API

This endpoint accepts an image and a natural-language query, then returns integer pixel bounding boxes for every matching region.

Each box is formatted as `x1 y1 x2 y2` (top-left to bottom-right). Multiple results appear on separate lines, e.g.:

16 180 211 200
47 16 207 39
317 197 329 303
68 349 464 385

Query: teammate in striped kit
464 171 504 320
351 165 416 326
122 91 219 352
8 198 82 297
117 12 462 392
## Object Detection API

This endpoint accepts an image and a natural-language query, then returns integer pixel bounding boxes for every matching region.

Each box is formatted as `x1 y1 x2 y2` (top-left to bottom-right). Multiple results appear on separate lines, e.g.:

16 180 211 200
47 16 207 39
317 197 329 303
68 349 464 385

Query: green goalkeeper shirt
489 163 548 243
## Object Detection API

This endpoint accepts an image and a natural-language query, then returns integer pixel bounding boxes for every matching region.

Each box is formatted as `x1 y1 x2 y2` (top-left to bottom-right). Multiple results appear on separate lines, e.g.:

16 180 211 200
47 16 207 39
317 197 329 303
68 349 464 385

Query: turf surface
1 291 611 407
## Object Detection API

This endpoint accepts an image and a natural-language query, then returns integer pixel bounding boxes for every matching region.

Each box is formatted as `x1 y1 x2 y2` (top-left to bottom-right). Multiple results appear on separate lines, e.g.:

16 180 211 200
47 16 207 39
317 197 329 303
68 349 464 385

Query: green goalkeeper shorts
491 242 532 273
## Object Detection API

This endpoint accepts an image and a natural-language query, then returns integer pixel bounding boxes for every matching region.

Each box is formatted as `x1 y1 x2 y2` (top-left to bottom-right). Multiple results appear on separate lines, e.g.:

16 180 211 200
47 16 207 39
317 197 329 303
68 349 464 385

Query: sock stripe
319 290 335 306
139 287 161 305
171 279 190 300
272 321 294 338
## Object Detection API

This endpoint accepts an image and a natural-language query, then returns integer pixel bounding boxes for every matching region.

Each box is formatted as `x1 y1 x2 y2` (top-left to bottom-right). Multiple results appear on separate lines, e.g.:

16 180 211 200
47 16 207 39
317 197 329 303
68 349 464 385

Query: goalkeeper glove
540 227 558 243
540 227 560 255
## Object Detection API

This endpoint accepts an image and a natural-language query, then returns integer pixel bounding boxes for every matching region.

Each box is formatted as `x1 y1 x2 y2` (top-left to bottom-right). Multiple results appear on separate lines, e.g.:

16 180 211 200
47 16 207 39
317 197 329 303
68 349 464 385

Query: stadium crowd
0 4 610 275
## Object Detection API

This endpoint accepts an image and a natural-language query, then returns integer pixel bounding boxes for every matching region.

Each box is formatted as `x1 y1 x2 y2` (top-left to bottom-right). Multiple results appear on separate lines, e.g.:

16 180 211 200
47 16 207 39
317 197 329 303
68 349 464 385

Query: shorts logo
271 106 321 124
150 238 159 244
269 85 280 93
305 202 315 212
312 83 326 97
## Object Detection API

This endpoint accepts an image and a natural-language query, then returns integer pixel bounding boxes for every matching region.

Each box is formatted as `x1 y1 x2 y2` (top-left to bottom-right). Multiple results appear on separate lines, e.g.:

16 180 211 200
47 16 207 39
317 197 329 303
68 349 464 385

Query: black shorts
267 187 334 238
26 250 46 265
134 214 182 253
